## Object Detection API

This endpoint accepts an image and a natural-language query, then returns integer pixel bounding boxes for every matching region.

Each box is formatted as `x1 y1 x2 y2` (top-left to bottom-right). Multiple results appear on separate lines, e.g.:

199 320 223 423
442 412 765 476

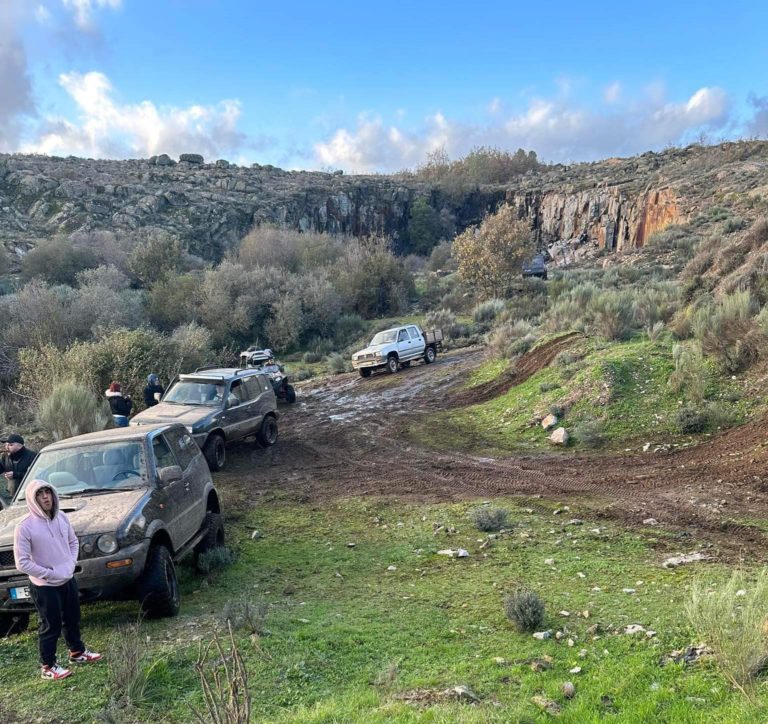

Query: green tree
21 236 98 286
128 231 185 286
453 204 535 298
407 198 443 255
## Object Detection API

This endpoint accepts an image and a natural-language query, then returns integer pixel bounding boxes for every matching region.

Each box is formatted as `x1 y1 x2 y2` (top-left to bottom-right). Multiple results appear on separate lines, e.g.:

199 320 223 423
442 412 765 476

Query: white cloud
746 94 768 137
487 97 502 114
0 1 36 151
604 82 621 104
61 0 121 31
25 70 251 160
314 86 732 172
35 4 52 24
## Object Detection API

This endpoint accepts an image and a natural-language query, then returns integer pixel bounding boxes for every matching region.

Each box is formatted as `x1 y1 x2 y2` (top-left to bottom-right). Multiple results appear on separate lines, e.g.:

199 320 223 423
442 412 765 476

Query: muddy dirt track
220 342 768 558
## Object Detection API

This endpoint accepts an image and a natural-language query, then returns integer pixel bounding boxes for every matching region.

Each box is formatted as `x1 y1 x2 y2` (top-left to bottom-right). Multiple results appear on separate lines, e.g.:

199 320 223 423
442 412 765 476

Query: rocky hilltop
2 141 767 263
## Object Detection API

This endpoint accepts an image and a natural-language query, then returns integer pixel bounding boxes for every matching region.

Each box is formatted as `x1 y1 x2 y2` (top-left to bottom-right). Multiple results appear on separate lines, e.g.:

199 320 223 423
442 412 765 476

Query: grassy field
1 495 766 722
408 336 755 455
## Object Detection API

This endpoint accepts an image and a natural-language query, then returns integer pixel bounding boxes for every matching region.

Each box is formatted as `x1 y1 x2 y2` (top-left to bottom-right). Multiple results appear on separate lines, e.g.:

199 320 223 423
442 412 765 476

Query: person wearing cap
0 433 37 504
105 382 133 427
143 373 164 408
13 480 103 680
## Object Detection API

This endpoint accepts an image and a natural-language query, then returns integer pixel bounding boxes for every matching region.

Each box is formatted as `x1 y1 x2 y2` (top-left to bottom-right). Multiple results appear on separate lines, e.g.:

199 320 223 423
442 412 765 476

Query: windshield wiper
60 488 124 497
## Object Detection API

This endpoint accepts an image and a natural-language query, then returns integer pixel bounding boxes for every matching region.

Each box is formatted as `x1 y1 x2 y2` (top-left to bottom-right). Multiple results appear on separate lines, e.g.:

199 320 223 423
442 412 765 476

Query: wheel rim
215 440 225 467
388 357 397 372
427 348 435 362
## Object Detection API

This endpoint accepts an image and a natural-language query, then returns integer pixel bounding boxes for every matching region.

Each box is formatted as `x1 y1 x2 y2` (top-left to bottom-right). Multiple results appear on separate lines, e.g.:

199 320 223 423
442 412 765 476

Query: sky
2 0 768 173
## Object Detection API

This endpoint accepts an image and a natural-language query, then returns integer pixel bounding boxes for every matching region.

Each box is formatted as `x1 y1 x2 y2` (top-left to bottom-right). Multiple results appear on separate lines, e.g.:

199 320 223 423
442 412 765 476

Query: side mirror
157 465 182 485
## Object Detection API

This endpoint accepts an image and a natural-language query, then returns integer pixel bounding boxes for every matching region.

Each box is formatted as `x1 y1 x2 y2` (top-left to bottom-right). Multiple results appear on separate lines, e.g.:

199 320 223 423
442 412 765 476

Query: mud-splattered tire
203 434 226 472
257 415 279 447
386 355 399 374
285 384 297 403
194 512 225 572
424 346 436 364
139 545 180 619
0 612 29 637
359 368 372 378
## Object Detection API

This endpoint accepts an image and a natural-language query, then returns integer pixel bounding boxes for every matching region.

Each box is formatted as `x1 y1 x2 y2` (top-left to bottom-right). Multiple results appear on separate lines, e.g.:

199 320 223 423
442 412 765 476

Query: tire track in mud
223 347 768 557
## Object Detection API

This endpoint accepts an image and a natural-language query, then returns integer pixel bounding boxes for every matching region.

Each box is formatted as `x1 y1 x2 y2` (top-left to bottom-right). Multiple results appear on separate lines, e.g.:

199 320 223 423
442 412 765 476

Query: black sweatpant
30 578 85 667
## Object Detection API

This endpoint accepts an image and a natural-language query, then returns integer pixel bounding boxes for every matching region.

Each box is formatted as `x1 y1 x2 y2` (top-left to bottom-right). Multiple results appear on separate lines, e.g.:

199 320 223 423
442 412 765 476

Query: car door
164 426 206 536
244 375 269 434
225 378 253 440
396 328 415 360
151 433 196 547
407 325 425 355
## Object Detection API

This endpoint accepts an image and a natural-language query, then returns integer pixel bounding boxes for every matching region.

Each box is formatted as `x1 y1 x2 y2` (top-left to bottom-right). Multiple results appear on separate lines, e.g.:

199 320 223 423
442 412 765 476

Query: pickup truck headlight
97 533 118 554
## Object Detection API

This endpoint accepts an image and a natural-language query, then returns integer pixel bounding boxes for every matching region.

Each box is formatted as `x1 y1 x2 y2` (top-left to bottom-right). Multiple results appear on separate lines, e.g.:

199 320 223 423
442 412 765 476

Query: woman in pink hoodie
13 479 103 680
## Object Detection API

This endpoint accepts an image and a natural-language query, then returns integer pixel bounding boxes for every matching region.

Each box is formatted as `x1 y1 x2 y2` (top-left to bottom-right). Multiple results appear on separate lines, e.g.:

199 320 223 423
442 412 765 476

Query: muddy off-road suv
0 423 223 636
131 367 279 471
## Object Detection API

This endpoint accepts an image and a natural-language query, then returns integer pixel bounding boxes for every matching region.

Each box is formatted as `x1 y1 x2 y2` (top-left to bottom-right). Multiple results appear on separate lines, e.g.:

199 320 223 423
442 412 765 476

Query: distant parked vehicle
131 367 278 471
522 253 548 280
239 347 297 404
351 324 443 378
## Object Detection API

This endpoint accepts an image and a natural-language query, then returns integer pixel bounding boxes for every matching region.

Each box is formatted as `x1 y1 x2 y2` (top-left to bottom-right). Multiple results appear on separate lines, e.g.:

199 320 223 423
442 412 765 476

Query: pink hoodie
13 479 78 587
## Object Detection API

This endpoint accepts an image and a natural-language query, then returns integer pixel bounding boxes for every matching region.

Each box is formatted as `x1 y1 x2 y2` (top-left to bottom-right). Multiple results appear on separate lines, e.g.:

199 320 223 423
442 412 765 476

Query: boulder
179 153 204 164
541 413 558 431
549 427 569 446
155 153 174 166
215 159 230 168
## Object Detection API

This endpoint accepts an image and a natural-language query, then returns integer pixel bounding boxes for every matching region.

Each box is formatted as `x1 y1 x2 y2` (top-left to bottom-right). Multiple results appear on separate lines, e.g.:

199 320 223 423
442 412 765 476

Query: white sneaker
41 664 72 680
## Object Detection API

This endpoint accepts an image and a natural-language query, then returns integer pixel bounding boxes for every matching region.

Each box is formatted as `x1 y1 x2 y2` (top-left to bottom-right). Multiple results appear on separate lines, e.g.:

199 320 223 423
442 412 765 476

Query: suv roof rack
194 365 222 372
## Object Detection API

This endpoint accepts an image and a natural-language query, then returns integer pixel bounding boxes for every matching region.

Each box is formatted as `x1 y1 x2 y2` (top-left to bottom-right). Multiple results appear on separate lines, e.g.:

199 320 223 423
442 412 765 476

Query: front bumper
351 357 384 370
0 539 150 612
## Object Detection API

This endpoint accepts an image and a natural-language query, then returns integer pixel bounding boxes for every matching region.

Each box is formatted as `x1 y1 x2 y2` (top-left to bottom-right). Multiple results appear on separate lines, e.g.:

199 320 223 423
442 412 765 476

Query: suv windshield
16 441 147 499
370 330 397 345
164 380 225 406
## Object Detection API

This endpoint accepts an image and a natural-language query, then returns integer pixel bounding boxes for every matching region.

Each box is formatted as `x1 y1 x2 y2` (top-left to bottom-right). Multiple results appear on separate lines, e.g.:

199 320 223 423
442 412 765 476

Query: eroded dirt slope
220 347 768 558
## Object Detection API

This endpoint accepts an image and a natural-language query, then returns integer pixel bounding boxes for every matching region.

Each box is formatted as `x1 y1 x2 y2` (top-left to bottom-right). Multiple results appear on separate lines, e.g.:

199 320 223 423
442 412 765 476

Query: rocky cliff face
2 142 766 265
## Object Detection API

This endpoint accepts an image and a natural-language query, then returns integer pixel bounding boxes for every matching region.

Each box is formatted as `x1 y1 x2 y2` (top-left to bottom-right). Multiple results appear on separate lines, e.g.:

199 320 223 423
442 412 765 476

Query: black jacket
108 395 133 417
1 446 37 496
143 383 164 407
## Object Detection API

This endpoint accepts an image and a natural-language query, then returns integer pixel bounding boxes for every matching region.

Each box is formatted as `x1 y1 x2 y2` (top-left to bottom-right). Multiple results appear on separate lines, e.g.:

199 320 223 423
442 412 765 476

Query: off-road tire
194 512 225 572
0 612 29 637
386 355 399 374
139 545 180 619
285 384 297 403
424 346 436 364
203 434 226 472
359 368 372 378
257 415 279 447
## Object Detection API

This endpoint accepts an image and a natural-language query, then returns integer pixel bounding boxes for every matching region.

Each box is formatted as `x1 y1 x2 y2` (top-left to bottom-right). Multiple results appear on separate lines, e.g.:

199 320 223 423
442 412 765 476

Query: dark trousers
30 578 85 667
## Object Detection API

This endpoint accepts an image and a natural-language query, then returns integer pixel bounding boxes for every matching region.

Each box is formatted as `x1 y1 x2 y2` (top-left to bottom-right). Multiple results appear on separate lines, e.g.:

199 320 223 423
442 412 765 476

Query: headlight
97 533 118 554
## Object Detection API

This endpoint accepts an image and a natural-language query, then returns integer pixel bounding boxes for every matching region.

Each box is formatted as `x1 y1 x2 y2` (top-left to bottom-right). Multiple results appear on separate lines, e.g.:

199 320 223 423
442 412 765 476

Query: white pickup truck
351 324 444 378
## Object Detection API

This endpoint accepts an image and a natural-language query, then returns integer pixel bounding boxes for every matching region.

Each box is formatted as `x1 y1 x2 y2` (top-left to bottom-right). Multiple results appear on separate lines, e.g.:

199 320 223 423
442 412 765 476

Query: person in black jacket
143 374 164 408
0 433 37 503
105 382 133 427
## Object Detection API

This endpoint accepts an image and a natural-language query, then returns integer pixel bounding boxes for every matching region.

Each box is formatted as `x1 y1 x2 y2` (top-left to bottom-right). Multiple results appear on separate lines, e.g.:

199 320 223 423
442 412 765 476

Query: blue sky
2 0 767 171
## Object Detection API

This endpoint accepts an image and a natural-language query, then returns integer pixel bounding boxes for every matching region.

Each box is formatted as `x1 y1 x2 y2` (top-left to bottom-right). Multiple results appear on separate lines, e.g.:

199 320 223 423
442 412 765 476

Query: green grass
1 497 767 722
409 337 754 454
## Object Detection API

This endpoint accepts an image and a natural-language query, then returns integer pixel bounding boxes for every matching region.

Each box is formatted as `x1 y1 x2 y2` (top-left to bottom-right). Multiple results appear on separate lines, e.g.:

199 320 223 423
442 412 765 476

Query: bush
105 621 159 712
687 568 768 695
221 598 269 636
333 313 367 347
487 320 538 360
293 369 313 381
504 588 545 633
472 299 506 323
746 216 768 250
425 308 460 338
674 405 708 434
573 420 606 448
589 290 636 341
197 546 236 575
37 381 111 441
668 342 708 404
303 351 323 364
723 217 746 234
470 506 510 532
326 353 347 375
539 382 560 393
21 236 98 286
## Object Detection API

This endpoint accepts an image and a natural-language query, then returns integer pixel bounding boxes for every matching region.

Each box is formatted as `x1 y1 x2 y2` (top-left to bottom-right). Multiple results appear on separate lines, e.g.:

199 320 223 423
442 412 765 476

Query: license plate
9 586 30 600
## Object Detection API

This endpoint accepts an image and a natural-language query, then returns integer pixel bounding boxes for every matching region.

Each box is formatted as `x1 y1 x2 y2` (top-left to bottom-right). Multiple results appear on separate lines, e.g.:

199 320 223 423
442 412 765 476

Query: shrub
425 308 460 338
303 351 323 364
293 368 313 381
723 217 746 234
573 420 606 448
589 290 636 340
539 382 560 393
470 506 510 532
221 598 269 636
668 342 708 404
105 621 163 712
326 353 347 375
472 299 506 323
674 405 708 434
504 588 545 633
37 382 111 441
333 313 367 347
687 568 768 695
21 236 98 286
196 546 236 575
487 320 537 360
746 216 768 250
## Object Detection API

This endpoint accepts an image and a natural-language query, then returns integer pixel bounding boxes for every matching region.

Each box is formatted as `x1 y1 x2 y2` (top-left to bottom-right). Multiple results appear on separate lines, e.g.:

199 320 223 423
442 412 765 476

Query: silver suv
132 367 278 471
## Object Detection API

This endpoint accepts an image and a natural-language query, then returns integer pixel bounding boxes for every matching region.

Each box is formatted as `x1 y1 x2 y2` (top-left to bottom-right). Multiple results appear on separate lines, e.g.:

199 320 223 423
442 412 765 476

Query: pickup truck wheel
0 612 29 637
386 355 399 374
424 346 436 364
359 368 372 378
194 512 225 571
203 434 226 471
139 545 180 619
285 384 297 403
257 415 279 447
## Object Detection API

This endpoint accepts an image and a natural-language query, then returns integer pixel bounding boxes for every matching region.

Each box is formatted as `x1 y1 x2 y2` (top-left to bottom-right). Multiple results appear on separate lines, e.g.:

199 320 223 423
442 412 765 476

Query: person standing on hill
0 434 37 504
13 480 103 680
143 374 164 407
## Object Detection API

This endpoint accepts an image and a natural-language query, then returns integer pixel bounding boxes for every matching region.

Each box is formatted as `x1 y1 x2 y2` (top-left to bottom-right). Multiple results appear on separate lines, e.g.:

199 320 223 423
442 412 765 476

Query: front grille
0 549 16 568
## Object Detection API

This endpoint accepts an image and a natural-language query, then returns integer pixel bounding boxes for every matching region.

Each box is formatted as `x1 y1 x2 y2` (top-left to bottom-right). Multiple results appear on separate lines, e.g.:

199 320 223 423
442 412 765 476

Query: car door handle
184 482 190 491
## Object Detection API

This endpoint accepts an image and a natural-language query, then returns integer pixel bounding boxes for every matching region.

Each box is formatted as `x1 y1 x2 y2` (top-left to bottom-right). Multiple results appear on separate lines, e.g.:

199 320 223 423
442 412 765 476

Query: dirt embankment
220 345 768 558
